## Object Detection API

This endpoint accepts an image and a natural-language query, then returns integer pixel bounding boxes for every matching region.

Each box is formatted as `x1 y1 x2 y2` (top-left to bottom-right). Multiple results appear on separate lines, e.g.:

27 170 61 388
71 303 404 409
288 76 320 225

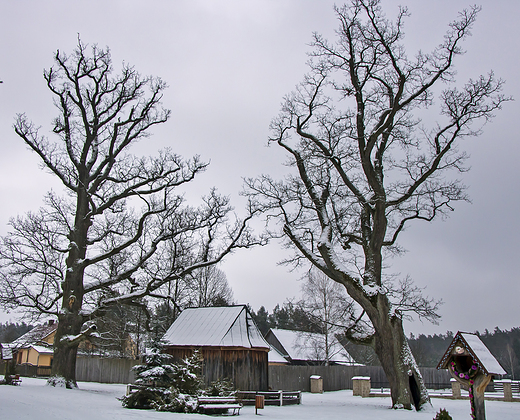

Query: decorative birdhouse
437 332 506 420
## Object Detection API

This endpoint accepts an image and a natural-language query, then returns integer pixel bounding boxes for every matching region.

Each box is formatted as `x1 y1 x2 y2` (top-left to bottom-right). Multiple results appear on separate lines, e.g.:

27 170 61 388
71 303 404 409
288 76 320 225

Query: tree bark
372 312 430 410
51 315 82 388
50 186 90 387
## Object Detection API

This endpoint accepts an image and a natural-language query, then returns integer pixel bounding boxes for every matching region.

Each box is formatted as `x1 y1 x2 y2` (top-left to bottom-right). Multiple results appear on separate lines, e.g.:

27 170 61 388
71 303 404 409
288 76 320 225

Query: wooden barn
162 305 270 391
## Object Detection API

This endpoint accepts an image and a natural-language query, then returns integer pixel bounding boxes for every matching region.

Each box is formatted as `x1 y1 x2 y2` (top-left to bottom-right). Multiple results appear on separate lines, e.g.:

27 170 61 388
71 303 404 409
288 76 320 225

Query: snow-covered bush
151 389 198 413
121 348 214 413
433 408 453 420
206 378 236 396
120 343 175 409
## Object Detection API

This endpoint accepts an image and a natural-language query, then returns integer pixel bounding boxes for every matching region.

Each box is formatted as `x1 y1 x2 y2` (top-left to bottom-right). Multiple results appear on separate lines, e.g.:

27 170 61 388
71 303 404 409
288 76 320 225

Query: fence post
279 390 283 406
352 376 371 397
451 378 461 399
502 380 513 402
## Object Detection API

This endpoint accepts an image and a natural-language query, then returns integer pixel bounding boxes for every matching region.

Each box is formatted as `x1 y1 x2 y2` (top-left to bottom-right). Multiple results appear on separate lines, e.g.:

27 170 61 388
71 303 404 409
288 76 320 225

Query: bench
197 396 243 415
11 375 22 386
236 390 302 406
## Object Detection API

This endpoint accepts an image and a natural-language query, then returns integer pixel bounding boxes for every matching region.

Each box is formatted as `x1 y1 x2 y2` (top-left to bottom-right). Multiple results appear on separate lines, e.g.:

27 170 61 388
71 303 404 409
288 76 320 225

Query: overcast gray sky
1 0 519 337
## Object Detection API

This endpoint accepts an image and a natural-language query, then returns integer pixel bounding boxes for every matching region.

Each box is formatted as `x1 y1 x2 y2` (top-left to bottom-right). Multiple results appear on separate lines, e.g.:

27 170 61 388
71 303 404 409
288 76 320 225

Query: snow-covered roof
1 344 13 360
268 344 289 364
266 328 355 364
162 305 269 350
30 345 54 355
437 331 506 376
9 321 57 350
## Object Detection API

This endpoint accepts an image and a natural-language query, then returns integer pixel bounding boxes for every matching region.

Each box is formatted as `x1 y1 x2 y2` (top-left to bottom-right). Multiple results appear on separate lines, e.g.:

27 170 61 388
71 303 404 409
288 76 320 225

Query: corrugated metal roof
162 305 269 349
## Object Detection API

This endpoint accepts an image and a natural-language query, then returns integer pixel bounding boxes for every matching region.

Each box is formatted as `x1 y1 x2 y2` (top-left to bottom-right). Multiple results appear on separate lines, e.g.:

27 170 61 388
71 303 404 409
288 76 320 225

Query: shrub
433 408 453 420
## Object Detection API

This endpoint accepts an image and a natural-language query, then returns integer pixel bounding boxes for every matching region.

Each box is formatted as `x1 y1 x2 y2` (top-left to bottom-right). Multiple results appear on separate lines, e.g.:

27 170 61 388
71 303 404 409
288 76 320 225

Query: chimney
49 320 54 326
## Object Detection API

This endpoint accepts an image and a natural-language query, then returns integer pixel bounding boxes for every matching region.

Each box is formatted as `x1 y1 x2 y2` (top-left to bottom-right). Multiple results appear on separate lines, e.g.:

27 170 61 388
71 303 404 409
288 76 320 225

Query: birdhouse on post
437 332 506 420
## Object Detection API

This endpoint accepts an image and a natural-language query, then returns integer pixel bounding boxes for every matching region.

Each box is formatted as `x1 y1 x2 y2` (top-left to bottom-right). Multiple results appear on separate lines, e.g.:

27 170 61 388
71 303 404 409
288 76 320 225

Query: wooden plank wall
75 357 139 384
268 365 452 392
164 347 269 391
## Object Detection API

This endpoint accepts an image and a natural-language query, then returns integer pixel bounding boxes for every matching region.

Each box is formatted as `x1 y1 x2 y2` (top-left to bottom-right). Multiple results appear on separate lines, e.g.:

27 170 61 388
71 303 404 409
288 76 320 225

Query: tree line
0 322 33 343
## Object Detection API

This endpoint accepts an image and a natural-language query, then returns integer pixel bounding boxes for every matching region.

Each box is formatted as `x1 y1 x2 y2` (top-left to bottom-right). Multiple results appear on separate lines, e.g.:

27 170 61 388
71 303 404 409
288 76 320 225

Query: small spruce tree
121 341 175 409
433 408 453 420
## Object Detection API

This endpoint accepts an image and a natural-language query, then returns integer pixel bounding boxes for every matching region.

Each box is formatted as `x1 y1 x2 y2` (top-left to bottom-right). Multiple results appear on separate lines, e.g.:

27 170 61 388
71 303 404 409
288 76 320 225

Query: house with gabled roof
265 328 356 366
9 320 57 375
162 305 270 390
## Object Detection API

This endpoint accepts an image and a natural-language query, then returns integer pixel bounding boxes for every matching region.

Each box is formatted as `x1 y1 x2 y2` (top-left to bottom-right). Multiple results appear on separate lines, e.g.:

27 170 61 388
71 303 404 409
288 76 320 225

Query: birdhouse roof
437 331 506 375
162 305 269 350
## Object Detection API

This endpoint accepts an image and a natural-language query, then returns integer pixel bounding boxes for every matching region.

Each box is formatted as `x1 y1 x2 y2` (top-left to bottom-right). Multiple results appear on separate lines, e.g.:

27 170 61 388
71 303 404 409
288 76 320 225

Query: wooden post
451 378 461 399
502 380 513 402
470 374 491 420
352 376 371 397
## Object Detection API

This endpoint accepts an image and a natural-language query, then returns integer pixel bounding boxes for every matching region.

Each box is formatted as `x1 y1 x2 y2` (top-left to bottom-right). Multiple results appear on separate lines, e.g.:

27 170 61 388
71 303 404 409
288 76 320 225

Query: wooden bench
197 396 243 415
236 390 302 406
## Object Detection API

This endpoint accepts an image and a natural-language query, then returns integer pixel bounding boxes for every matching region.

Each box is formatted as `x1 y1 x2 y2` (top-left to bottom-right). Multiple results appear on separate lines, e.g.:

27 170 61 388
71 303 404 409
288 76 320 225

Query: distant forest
250 304 520 379
0 322 33 343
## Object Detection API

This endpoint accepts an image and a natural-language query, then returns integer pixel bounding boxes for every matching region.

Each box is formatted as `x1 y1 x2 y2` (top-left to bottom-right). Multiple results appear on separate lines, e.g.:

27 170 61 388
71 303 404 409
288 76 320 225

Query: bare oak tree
246 1 509 410
0 40 259 388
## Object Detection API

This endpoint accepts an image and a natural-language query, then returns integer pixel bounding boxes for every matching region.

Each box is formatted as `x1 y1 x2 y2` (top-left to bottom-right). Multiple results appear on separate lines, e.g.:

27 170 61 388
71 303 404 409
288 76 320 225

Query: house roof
162 305 269 350
30 345 54 355
1 343 13 360
266 328 355 364
9 321 57 350
437 331 506 376
268 344 289 364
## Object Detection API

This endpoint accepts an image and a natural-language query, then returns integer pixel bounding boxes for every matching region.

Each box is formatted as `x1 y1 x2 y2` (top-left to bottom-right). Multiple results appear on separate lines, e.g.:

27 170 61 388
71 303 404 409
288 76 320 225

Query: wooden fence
73 359 452 390
75 357 139 384
19 355 450 390
268 365 452 392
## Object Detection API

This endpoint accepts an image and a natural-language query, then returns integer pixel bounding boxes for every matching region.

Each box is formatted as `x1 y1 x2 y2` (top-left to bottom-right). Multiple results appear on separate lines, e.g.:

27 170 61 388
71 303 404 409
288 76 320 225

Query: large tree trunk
50 312 83 388
372 313 430 410
49 188 90 388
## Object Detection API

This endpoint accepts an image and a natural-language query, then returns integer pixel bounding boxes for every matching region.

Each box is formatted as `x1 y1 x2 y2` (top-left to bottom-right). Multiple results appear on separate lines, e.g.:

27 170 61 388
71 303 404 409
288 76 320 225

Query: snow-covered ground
1 378 519 420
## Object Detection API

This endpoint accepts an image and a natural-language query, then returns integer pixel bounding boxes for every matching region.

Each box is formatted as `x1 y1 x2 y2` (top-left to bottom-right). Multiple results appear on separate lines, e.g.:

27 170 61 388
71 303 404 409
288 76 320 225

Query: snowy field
1 378 519 420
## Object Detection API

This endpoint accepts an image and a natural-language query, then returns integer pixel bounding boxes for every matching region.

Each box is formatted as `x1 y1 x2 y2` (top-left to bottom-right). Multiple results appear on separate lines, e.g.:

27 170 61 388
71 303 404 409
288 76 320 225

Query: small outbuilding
162 305 270 391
